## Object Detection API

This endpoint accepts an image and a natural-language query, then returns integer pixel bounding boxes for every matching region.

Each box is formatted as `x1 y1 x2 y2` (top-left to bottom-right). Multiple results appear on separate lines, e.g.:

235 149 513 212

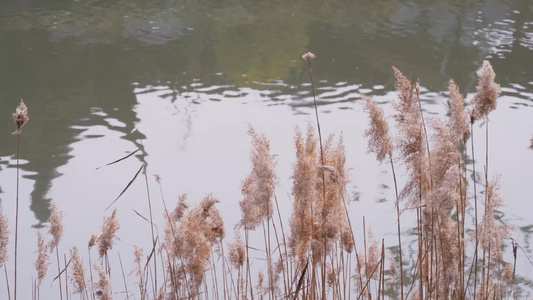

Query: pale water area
0 0 532 298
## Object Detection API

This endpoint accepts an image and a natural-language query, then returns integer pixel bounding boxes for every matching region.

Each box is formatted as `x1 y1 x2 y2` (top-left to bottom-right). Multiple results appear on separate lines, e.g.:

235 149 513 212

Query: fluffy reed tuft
70 247 87 294
289 125 318 263
163 194 225 294
363 95 393 162
0 206 8 266
301 52 316 62
239 126 278 230
93 263 112 300
448 79 471 144
48 202 64 251
35 231 49 285
392 67 430 204
12 99 29 135
479 177 511 274
471 60 501 123
97 209 120 258
228 233 246 270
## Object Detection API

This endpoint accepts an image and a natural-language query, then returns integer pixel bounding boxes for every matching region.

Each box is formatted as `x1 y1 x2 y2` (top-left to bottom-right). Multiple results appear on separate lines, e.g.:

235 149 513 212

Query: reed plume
163 194 225 294
93 263 112 300
479 178 511 282
97 209 120 258
228 233 246 270
35 231 49 285
391 67 430 205
448 80 471 144
471 61 501 124
12 100 29 135
363 96 393 163
313 134 349 261
70 247 88 297
239 126 277 230
48 202 64 251
289 125 319 264
0 206 8 267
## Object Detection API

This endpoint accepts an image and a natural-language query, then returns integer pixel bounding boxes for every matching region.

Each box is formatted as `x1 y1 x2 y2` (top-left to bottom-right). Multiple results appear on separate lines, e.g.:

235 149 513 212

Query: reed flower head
302 52 316 62
363 95 393 162
0 206 8 266
93 262 112 300
98 209 120 258
471 60 501 123
173 193 189 222
35 231 49 285
48 202 64 251
239 126 277 230
199 194 225 244
289 125 319 263
12 99 29 134
88 234 99 248
70 247 87 294
479 177 512 277
228 232 246 270
392 67 430 204
448 80 471 144
530 136 533 150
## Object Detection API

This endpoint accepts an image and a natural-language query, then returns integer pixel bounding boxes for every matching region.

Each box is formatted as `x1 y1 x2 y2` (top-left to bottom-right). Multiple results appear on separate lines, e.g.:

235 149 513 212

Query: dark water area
0 0 532 298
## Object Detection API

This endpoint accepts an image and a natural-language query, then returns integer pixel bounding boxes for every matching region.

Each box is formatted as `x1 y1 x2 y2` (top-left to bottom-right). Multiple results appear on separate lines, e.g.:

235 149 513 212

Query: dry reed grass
1 59 526 300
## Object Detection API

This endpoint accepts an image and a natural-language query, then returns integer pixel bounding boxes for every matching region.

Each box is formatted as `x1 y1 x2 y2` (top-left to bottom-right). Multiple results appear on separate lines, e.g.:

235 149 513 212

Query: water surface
0 0 532 298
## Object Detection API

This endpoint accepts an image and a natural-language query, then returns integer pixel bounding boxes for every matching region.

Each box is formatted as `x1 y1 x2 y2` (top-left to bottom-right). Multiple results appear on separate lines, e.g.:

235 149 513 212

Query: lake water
0 0 532 298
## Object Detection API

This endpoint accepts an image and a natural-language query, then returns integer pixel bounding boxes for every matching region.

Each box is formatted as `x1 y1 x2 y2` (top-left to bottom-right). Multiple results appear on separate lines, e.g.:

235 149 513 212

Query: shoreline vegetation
1 55 531 299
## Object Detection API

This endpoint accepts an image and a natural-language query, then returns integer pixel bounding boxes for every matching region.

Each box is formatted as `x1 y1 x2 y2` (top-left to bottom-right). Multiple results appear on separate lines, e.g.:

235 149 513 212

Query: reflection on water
0 0 532 298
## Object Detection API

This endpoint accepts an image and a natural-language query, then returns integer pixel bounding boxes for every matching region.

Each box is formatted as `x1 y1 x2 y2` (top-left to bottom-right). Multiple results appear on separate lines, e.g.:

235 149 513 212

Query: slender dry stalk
12 99 29 300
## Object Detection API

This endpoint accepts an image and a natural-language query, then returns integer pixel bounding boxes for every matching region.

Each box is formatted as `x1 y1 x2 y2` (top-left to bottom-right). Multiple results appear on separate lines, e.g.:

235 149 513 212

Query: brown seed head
228 233 246 269
35 231 50 284
448 80 471 144
93 262 112 300
48 202 64 251
301 52 316 62
12 99 29 134
70 247 87 294
471 60 501 123
98 209 120 258
363 95 393 162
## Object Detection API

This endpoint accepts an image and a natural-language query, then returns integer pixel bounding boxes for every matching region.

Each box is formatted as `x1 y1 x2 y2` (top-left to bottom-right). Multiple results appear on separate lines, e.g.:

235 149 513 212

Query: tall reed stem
389 155 404 300
470 120 479 299
303 52 327 300
14 134 20 300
